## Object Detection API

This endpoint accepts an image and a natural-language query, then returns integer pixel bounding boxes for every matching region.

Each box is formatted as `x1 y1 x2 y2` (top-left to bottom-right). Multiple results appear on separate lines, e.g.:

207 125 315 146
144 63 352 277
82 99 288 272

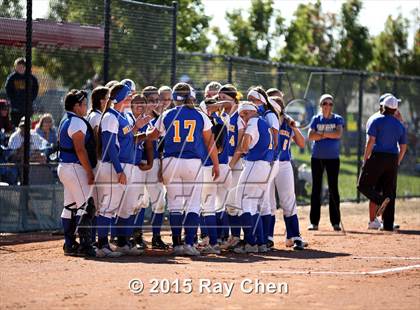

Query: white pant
162 157 203 214
126 165 146 215
225 156 243 216
261 160 280 216
140 158 166 214
58 163 92 219
201 164 232 215
236 160 271 216
274 161 297 217
96 162 135 219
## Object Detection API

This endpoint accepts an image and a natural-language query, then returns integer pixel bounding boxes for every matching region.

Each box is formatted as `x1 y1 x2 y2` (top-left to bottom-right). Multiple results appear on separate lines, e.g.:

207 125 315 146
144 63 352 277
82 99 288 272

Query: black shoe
267 239 274 248
77 244 97 257
63 242 79 256
293 239 305 251
333 224 342 231
134 234 148 250
152 235 169 250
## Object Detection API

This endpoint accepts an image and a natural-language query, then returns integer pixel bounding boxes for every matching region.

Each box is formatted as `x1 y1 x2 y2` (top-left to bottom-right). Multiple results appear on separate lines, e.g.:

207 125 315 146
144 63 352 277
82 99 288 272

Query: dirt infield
1 199 419 310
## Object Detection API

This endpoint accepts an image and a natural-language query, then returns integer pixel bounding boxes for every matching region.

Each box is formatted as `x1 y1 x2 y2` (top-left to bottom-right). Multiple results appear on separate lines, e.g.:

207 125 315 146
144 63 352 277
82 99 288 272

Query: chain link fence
0 0 419 232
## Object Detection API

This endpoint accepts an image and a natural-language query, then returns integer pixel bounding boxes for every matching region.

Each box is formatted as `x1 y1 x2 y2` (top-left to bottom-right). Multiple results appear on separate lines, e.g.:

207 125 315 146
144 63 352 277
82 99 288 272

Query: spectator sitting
0 99 14 132
7 116 48 163
35 113 57 148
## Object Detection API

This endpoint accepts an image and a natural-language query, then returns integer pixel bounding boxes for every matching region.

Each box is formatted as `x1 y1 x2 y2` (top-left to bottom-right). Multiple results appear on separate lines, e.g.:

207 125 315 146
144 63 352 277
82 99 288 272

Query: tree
368 14 410 74
32 0 211 89
334 0 372 70
280 0 337 67
212 0 285 60
0 0 24 87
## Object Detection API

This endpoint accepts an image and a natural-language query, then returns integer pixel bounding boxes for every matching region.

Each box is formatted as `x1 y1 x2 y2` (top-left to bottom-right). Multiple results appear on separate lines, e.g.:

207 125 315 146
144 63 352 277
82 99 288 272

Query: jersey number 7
173 120 196 143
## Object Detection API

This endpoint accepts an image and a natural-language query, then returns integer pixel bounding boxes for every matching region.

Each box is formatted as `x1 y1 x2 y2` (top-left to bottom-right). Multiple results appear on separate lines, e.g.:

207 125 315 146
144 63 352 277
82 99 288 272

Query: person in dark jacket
5 57 39 127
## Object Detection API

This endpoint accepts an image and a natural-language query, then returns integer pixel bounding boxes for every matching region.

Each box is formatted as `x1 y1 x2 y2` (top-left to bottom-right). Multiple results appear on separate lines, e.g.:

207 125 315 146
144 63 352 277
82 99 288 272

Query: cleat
258 244 268 253
134 233 148 250
307 224 318 231
293 239 305 251
220 236 240 250
76 245 97 257
200 244 221 255
95 245 123 258
332 224 342 231
376 197 390 217
198 236 209 247
63 242 79 256
267 239 274 248
152 236 169 250
286 237 308 248
368 218 382 230
183 244 200 256
173 245 185 256
115 244 143 256
233 243 258 254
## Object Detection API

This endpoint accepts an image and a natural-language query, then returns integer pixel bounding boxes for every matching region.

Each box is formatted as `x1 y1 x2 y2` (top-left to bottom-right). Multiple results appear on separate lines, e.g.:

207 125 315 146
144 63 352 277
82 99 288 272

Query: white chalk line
352 256 420 261
261 265 420 276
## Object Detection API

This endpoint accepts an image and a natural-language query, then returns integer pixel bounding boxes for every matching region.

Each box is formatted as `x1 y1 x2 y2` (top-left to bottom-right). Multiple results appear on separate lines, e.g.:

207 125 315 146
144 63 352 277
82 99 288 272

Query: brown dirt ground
1 199 420 310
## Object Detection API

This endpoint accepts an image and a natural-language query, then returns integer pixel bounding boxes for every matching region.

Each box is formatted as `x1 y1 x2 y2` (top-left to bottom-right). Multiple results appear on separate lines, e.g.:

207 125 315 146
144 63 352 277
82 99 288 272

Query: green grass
290 145 420 202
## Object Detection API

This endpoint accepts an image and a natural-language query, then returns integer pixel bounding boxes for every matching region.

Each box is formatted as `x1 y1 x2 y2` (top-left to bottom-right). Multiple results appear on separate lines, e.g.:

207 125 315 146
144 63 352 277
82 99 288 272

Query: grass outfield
290 145 420 203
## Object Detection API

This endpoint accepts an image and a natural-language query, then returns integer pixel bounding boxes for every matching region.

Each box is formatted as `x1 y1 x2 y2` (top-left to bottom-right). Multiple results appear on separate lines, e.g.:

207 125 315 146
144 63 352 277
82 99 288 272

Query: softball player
158 86 173 111
247 87 282 252
95 83 150 257
58 89 96 257
199 97 231 254
147 82 220 256
125 94 155 250
271 96 307 250
139 86 168 250
232 102 274 254
86 86 109 242
218 84 243 250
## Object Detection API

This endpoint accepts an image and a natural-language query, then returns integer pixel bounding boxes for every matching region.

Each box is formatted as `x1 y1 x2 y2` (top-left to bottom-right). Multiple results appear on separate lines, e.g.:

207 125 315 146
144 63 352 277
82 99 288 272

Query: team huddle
57 79 310 258
57 77 407 259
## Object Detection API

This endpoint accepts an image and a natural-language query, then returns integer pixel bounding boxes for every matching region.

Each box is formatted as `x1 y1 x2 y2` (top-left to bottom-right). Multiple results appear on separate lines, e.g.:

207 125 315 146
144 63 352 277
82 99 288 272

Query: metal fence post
321 72 326 94
227 56 233 84
392 76 398 97
103 0 111 84
276 63 282 91
171 1 178 86
356 73 365 203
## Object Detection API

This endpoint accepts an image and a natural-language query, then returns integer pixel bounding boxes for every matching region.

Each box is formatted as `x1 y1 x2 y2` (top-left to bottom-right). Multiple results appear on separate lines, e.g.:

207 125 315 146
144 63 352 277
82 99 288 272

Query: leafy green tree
0 0 24 86
280 0 337 67
369 14 410 74
334 0 372 70
212 0 285 60
33 0 210 88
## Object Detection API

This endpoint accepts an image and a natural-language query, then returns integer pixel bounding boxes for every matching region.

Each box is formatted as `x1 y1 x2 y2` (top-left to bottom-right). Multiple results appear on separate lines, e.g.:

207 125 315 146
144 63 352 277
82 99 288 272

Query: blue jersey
228 111 239 157
101 108 134 164
203 112 229 166
126 112 144 165
368 115 407 154
158 106 211 159
244 117 273 162
278 121 294 162
59 112 92 164
139 117 160 160
264 110 280 161
310 113 344 159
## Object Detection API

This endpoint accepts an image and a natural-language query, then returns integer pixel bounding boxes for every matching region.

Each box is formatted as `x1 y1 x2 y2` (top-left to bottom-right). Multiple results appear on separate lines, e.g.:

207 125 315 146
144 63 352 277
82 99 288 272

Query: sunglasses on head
322 101 333 106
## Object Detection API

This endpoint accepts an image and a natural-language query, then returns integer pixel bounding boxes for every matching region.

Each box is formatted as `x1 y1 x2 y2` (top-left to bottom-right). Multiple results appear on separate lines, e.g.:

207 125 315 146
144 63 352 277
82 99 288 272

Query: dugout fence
0 0 419 232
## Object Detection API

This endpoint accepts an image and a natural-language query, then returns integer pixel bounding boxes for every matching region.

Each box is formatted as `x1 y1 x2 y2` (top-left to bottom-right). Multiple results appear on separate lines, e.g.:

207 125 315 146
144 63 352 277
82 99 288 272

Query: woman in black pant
308 94 344 231
357 95 407 231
